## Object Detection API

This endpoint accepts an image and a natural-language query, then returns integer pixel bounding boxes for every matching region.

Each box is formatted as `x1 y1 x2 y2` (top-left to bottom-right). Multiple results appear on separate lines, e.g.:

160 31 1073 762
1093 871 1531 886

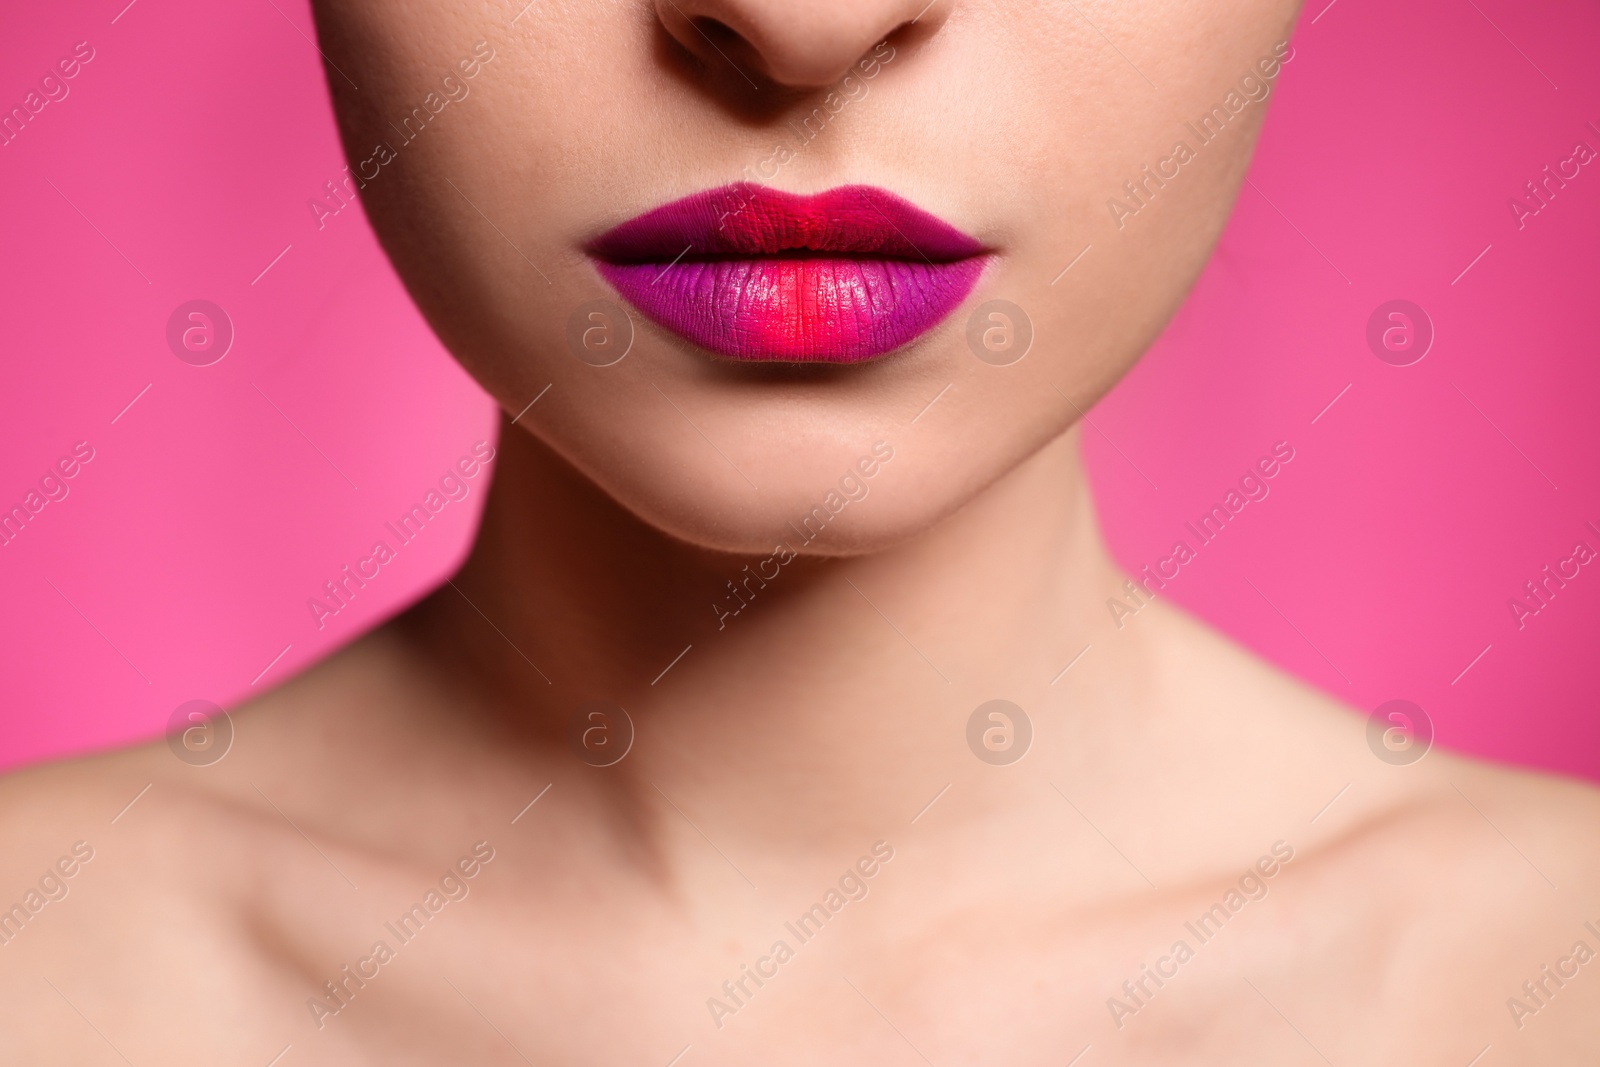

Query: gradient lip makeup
586 183 989 363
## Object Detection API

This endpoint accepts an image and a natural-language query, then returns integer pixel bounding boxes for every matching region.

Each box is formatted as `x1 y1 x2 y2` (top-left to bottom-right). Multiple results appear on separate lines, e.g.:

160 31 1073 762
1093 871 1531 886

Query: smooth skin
3 1 1598 1064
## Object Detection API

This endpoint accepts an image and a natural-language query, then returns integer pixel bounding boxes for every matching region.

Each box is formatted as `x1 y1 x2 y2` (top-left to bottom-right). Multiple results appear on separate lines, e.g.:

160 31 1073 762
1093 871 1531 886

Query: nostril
880 18 919 53
689 15 742 49
662 13 763 87
655 0 947 95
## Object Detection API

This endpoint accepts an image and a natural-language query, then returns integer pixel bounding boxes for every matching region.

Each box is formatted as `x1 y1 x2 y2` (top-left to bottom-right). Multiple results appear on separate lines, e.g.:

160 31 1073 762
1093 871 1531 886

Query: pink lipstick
586 184 988 363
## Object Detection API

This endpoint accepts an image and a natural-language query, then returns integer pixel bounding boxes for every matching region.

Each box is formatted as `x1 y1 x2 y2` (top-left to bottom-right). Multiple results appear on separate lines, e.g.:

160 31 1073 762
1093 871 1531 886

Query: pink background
2 0 1597 778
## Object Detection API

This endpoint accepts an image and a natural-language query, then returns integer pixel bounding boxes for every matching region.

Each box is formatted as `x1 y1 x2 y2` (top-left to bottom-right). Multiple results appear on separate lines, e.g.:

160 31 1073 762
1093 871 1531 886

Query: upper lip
586 183 986 263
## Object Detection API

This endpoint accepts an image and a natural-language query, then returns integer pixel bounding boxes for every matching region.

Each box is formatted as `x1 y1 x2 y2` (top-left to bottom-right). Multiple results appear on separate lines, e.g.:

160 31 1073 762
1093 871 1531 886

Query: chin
527 396 995 559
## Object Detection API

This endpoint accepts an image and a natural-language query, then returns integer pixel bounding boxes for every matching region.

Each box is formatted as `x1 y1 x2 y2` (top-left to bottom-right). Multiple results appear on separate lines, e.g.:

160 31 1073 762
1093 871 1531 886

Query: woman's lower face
310 0 1301 555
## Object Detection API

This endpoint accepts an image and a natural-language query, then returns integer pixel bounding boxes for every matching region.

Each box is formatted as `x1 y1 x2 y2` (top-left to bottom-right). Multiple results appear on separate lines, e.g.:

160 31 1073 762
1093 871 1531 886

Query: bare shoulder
1441 749 1600 874
0 740 273 1061
0 621 453 891
1329 752 1600 1057
0 629 437 1064
1146 594 1600 871
1142 599 1600 1052
0 623 399 855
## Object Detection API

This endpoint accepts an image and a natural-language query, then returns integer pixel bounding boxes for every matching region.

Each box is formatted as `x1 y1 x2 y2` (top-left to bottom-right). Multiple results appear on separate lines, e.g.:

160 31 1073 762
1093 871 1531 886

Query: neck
402 414 1143 855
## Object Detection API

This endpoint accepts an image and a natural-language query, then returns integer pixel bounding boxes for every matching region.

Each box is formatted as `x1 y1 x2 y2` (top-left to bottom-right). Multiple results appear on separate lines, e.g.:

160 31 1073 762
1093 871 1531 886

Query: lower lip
589 186 989 364
596 257 986 363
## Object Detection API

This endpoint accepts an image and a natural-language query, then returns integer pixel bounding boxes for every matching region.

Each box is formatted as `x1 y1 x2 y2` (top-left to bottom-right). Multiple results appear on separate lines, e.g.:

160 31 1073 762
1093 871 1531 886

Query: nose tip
654 0 942 89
